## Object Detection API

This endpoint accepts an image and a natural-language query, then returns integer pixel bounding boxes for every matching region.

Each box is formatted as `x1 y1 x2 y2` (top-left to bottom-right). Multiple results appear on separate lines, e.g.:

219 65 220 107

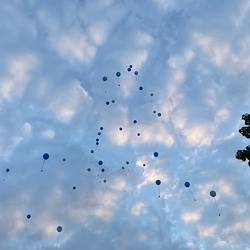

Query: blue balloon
57 226 63 233
6 168 9 172
184 182 190 188
126 161 129 165
87 168 91 172
43 153 49 160
157 113 161 117
154 152 159 157
133 120 137 124
101 168 105 172
127 68 131 72
27 214 31 219
129 65 133 68
62 158 66 162
210 190 216 197
73 186 76 190
116 72 121 77
102 76 107 81
98 160 103 165
156 180 161 185
139 86 143 91
134 71 138 75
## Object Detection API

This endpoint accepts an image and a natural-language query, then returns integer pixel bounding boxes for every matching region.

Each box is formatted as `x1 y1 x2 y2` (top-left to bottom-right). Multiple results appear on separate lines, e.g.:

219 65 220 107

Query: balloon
150 93 153 96
103 179 107 183
43 153 49 160
62 158 66 162
210 190 216 197
6 168 9 172
134 71 138 75
112 100 115 103
154 152 159 157
101 168 105 172
98 132 101 135
139 86 143 91
122 166 125 170
126 161 129 165
127 68 131 72
96 142 99 146
116 72 121 77
90 150 94 154
137 133 140 136
156 180 161 185
57 226 63 233
129 65 133 68
157 113 161 117
102 76 107 81
98 160 103 165
119 127 123 131
100 127 103 130
27 214 31 219
73 186 76 190
184 181 190 188
133 120 137 124
87 168 91 172
106 101 110 105
96 138 99 142
153 110 156 114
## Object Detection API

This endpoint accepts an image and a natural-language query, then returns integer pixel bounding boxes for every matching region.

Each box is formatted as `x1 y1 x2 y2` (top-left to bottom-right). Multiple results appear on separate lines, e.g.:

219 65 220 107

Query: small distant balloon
134 71 138 75
184 181 190 188
57 226 63 233
27 214 31 219
154 152 159 157
98 132 101 135
137 133 140 136
116 72 121 77
157 113 161 117
101 168 105 172
112 100 115 103
106 101 109 105
139 86 143 91
87 168 91 172
126 161 129 165
6 168 9 172
100 127 103 130
156 180 161 185
62 158 66 162
98 160 103 165
150 93 153 96
129 65 133 68
119 127 123 131
102 76 107 81
43 153 49 160
122 166 125 170
210 190 216 197
133 120 137 124
127 68 131 72
73 186 76 190
90 150 94 154
103 179 107 183
153 110 156 114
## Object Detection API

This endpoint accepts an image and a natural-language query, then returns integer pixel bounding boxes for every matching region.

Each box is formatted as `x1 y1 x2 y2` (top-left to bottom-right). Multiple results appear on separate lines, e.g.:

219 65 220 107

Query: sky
1 0 250 249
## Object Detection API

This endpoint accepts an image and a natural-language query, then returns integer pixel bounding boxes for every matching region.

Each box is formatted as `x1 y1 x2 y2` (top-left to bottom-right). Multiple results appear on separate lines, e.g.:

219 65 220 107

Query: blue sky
1 0 250 249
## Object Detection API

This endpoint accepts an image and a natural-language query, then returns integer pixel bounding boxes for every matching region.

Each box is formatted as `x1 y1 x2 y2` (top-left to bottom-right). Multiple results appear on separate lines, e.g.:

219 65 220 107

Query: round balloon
43 153 49 160
210 190 216 197
156 180 161 185
116 72 121 77
184 181 190 188
98 160 103 165
27 214 31 219
57 226 63 233
154 152 159 157
102 76 107 81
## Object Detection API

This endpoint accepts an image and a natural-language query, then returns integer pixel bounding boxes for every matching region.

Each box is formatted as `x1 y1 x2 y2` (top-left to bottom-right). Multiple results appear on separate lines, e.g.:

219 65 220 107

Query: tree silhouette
236 113 250 166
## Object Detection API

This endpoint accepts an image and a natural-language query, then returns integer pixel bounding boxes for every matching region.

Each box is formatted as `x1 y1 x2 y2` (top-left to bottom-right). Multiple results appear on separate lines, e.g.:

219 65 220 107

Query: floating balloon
27 214 31 219
126 161 129 165
156 180 161 185
134 71 138 75
103 179 107 183
98 160 103 165
57 226 63 233
6 168 9 172
210 190 220 216
155 180 161 198
87 168 91 172
98 132 101 135
73 186 76 190
139 86 143 91
112 100 115 103
210 190 216 197
116 72 121 77
129 65 133 68
100 127 103 130
102 76 107 81
157 113 161 117
137 133 140 136
133 120 137 124
154 152 159 157
101 168 105 172
119 127 123 131
127 68 131 72
90 150 94 154
62 158 66 162
184 181 196 201
43 153 49 160
106 101 110 105
150 93 153 96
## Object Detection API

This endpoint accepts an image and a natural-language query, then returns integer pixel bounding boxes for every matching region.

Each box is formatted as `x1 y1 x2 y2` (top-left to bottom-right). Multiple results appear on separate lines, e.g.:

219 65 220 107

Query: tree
236 113 250 166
